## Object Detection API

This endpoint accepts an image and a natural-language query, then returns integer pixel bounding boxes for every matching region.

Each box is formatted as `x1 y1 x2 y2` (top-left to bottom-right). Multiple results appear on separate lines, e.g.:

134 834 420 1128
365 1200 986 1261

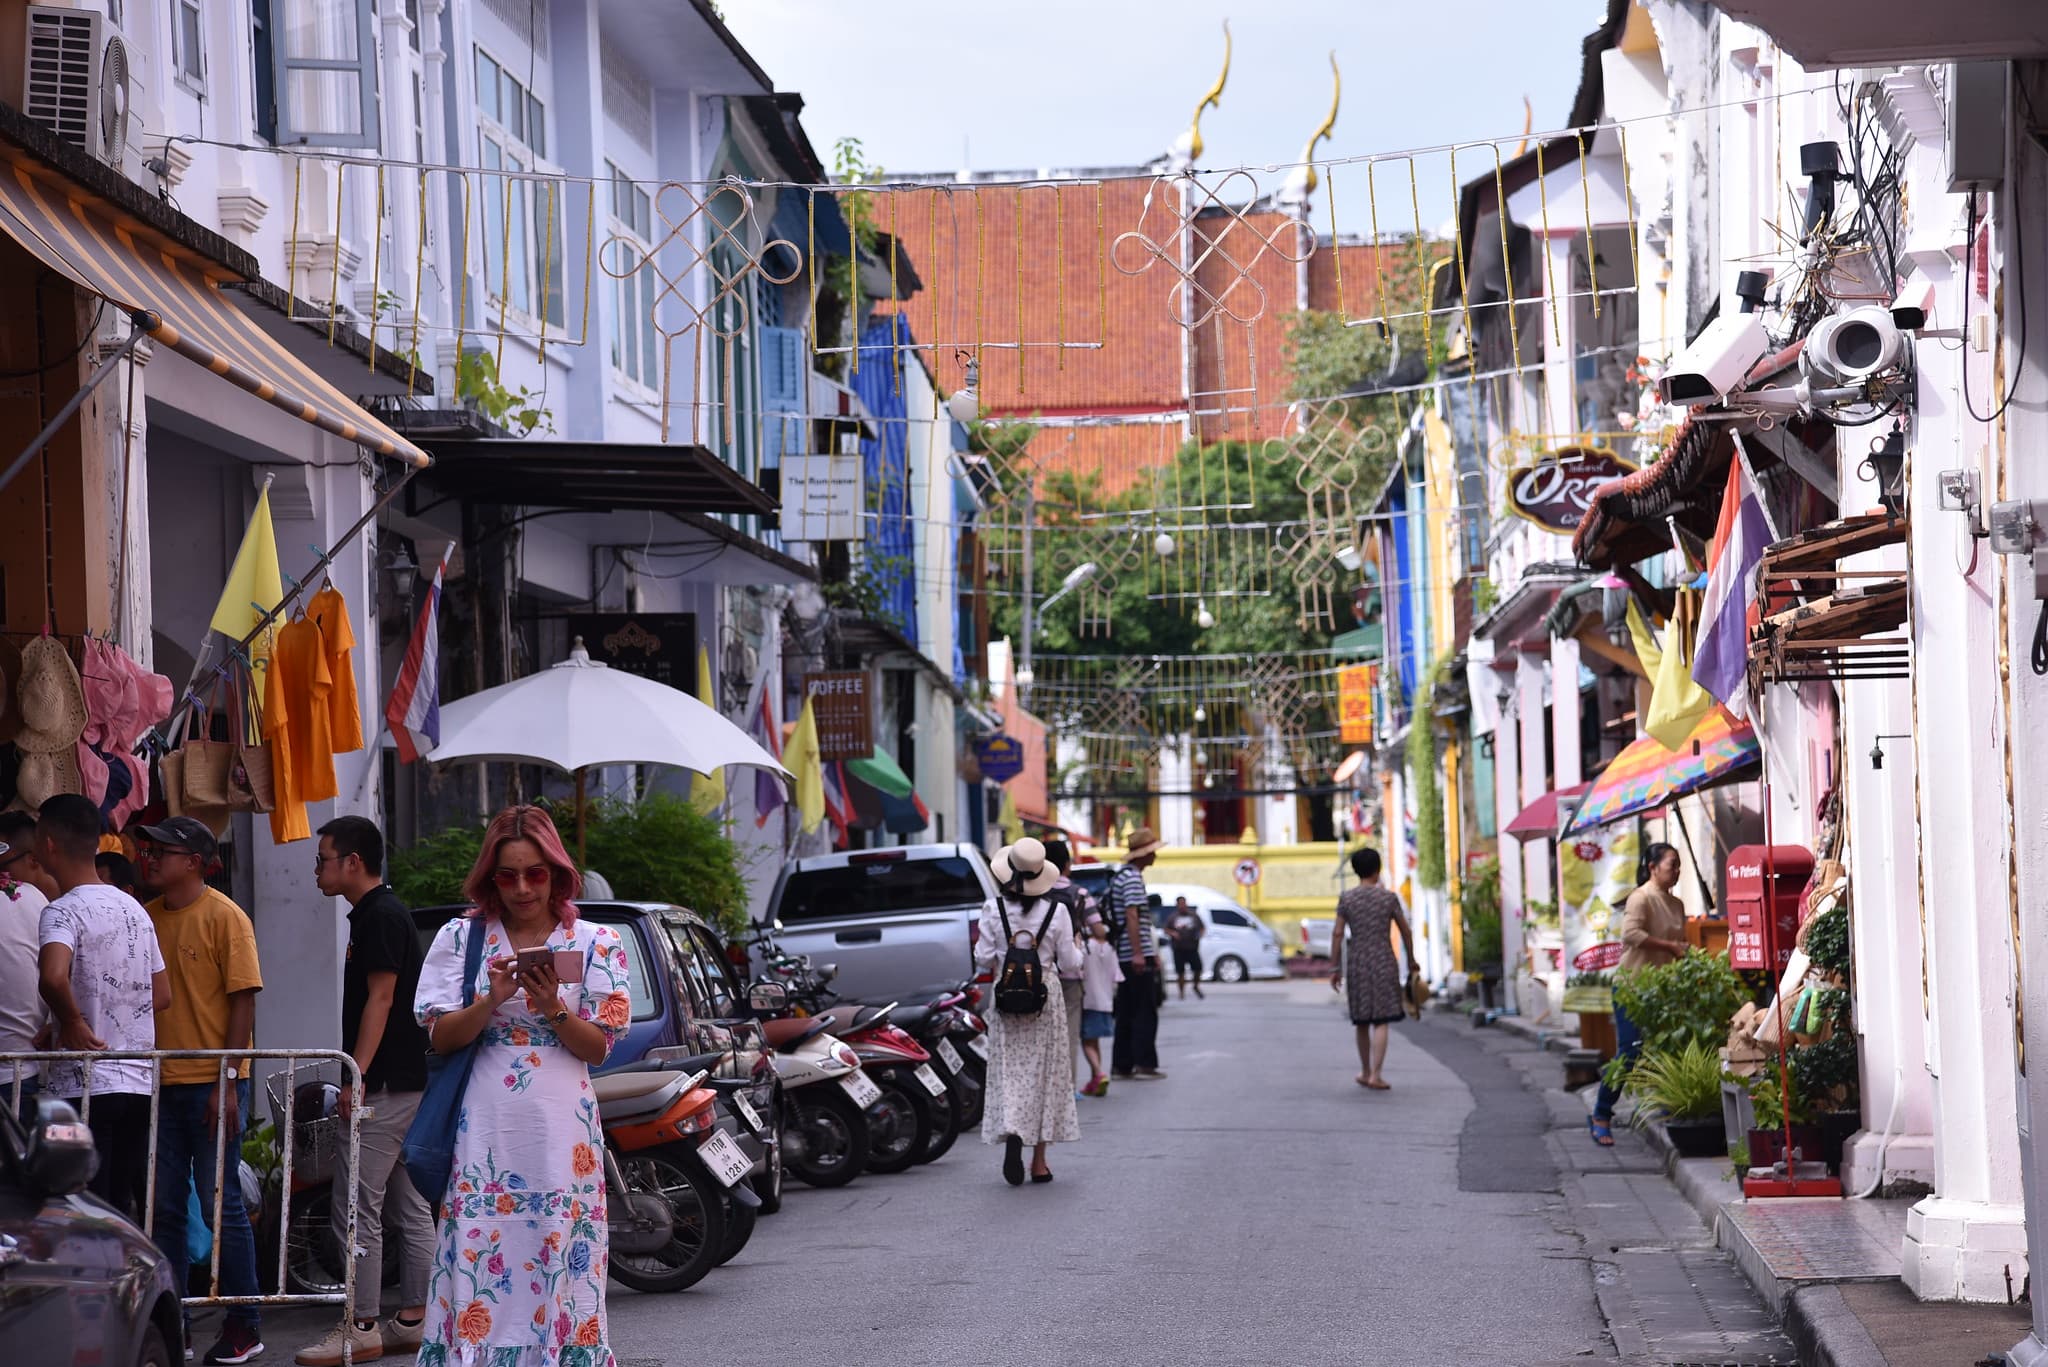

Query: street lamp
1038 561 1099 616
1019 561 1097 703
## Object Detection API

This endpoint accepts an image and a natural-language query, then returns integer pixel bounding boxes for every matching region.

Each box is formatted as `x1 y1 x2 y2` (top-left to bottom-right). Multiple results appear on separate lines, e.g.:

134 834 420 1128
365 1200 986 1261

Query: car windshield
776 856 986 922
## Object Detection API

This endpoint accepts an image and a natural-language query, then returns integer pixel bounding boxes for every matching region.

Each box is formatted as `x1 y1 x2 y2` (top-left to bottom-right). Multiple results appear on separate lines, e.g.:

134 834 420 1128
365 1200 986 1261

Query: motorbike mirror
773 918 785 933
24 1098 96 1196
749 982 789 1011
818 962 838 982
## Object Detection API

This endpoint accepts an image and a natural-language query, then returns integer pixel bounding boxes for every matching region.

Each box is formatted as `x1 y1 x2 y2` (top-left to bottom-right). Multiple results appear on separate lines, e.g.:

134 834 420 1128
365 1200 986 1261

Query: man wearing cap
1109 826 1166 1081
138 815 267 1366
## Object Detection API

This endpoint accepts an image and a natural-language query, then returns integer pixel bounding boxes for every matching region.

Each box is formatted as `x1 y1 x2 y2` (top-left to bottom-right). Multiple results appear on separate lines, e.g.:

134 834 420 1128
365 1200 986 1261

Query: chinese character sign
1337 664 1375 743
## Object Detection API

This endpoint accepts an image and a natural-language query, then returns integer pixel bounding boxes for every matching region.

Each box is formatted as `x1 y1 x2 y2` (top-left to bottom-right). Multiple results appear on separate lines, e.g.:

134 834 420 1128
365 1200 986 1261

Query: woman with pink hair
412 805 632 1367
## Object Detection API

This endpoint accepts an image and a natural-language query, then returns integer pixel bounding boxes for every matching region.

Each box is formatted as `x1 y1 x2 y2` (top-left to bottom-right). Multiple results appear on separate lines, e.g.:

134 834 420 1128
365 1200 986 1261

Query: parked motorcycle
595 1065 757 1293
868 988 987 1158
757 1008 877 1188
804 1002 951 1174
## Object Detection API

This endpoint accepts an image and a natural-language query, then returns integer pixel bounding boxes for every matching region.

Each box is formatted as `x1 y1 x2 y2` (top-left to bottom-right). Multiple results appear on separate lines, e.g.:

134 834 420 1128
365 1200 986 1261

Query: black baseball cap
136 816 218 862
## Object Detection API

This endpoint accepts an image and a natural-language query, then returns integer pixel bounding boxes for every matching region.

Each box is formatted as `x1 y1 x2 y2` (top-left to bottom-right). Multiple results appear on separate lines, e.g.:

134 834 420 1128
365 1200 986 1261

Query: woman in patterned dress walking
974 839 1083 1184
413 806 633 1367
1329 847 1419 1090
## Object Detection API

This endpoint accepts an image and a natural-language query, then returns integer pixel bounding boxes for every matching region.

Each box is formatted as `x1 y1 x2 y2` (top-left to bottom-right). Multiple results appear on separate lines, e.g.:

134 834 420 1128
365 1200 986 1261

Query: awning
416 438 775 517
1329 625 1383 658
1563 708 1760 835
1504 781 1591 843
842 752 929 835
0 139 427 467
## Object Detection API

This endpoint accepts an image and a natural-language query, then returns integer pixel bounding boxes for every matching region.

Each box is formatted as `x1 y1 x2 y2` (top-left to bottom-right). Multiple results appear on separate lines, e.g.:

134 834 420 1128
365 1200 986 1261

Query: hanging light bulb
1196 601 1215 630
1193 704 1207 723
944 357 980 424
1154 530 1176 557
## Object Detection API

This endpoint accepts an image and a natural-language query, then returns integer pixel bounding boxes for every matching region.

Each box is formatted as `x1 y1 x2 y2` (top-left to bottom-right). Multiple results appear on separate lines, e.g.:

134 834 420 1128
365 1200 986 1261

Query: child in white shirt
1078 913 1123 1096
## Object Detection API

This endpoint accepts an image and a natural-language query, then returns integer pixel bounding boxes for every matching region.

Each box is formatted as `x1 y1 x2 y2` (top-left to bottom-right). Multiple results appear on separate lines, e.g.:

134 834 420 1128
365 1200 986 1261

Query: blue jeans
1593 1002 1641 1121
155 1080 259 1331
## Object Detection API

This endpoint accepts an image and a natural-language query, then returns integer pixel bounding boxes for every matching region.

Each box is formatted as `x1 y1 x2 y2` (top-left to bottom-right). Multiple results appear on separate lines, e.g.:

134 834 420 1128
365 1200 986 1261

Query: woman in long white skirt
975 838 1083 1185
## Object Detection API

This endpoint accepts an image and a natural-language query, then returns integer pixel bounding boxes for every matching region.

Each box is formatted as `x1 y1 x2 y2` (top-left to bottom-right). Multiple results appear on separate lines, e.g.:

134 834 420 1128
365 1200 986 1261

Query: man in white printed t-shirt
35 794 169 1222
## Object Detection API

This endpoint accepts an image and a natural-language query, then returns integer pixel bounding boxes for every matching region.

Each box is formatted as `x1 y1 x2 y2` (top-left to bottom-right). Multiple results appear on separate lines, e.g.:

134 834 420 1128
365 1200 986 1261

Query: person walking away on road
1329 847 1418 1091
975 839 1083 1184
1077 913 1122 1097
412 805 632 1367
0 812 54 1122
1165 896 1205 1000
1589 842 1689 1146
1109 827 1166 1080
33 796 167 1217
138 815 266 1366
1042 839 1091 1090
295 816 435 1367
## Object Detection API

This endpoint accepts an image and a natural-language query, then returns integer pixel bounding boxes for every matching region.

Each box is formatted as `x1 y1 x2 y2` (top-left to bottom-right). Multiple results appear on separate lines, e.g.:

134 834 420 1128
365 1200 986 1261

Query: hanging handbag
224 667 275 814
401 919 489 1210
993 899 1061 1016
174 679 236 809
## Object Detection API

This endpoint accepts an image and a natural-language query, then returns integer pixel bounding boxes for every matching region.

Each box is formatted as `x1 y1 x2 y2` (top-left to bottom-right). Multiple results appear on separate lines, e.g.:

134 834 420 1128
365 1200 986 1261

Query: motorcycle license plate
731 1092 764 1133
699 1130 753 1188
913 1063 947 1096
936 1038 965 1072
840 1070 883 1108
967 1034 989 1060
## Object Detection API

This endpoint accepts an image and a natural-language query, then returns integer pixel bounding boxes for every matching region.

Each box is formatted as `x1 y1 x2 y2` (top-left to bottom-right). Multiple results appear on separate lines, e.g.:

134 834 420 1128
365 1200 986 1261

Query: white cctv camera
1656 313 1770 406
1802 305 1908 385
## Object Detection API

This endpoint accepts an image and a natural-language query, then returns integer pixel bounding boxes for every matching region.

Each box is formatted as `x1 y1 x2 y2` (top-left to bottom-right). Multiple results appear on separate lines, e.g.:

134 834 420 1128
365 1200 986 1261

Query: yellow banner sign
1338 664 1375 743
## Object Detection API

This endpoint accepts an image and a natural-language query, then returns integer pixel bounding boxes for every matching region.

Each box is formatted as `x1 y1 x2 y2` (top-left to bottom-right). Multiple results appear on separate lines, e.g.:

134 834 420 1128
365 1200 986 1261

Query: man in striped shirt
1109 827 1166 1079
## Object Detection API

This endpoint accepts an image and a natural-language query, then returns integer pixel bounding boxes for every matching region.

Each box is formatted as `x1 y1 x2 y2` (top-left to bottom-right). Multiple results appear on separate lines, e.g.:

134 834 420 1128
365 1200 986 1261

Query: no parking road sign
1233 857 1262 887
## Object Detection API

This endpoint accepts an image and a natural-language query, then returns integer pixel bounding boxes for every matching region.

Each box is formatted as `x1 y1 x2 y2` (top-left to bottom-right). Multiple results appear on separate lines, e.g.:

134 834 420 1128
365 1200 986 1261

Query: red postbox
1725 844 1814 973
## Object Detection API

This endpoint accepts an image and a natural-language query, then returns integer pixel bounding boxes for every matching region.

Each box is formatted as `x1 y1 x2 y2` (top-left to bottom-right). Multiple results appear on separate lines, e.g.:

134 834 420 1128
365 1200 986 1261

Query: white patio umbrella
428 639 789 855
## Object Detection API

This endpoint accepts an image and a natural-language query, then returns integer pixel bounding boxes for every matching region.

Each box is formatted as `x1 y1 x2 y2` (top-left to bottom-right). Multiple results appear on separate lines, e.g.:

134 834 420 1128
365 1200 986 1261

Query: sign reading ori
1505 447 1638 534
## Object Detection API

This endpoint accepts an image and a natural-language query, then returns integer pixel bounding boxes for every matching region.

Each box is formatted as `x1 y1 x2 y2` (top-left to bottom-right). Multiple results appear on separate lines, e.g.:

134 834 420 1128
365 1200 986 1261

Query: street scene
2 1 2048 1365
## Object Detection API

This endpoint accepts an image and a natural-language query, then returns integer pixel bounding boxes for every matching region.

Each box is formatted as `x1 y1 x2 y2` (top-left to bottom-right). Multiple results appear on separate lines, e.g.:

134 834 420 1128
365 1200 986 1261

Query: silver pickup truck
759 844 998 1004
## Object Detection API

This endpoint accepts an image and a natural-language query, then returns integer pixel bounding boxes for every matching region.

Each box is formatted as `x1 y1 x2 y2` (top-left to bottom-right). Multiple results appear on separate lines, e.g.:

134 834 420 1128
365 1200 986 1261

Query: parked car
1143 883 1287 982
1299 916 1335 959
760 844 997 1004
1 1098 182 1367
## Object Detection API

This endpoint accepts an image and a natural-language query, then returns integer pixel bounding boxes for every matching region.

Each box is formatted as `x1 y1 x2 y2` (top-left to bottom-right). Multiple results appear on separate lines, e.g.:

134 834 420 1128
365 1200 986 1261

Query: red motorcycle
801 1002 952 1175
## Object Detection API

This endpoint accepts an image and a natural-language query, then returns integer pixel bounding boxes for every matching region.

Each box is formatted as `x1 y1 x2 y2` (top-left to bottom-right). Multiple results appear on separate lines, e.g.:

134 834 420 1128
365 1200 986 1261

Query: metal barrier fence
2 1048 363 1318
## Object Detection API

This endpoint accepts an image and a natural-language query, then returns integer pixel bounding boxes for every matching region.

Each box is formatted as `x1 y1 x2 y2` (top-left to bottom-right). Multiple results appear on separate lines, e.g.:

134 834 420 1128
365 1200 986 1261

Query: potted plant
1460 857 1505 1008
1563 970 1616 1059
1745 1065 1821 1170
1627 1040 1730 1157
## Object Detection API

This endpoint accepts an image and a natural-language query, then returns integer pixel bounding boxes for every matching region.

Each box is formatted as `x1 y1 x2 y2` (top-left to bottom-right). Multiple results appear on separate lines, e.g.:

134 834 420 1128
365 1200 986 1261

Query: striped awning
0 145 428 468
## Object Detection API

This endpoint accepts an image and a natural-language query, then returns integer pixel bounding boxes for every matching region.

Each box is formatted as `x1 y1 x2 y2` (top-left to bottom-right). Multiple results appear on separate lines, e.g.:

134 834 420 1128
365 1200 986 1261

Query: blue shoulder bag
400 919 488 1209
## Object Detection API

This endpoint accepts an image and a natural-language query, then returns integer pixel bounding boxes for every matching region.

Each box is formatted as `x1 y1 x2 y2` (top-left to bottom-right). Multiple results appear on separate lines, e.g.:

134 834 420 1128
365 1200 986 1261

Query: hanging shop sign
1505 447 1638 534
566 613 696 691
802 671 873 761
1337 664 1375 743
1233 857 1262 887
781 453 865 542
973 733 1026 783
1571 941 1624 973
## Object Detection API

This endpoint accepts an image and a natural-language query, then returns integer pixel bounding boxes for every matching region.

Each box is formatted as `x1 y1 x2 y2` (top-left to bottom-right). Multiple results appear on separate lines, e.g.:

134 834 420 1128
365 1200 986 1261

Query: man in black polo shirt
295 817 433 1367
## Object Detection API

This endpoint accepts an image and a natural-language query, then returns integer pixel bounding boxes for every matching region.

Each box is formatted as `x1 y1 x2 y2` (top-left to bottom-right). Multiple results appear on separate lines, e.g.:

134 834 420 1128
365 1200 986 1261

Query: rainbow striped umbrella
1562 707 1760 835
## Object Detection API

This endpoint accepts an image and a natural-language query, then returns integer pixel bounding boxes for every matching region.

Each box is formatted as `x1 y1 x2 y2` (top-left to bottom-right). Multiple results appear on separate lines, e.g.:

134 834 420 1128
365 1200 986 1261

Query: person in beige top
1591 842 1686 1145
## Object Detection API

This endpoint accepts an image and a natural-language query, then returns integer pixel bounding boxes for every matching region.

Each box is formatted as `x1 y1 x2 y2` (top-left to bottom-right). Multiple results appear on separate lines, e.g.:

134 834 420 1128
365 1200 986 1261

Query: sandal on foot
1588 1117 1615 1147
1002 1135 1025 1185
1032 1170 1054 1184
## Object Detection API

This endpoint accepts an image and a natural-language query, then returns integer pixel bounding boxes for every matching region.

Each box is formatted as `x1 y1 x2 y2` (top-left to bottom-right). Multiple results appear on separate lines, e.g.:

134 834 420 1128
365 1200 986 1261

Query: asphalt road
604 979 1610 1367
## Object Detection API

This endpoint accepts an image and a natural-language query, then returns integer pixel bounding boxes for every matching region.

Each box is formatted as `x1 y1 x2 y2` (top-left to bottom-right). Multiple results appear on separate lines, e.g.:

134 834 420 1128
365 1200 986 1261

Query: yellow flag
690 645 726 816
210 485 284 664
786 696 826 834
997 788 1024 845
1628 594 1714 751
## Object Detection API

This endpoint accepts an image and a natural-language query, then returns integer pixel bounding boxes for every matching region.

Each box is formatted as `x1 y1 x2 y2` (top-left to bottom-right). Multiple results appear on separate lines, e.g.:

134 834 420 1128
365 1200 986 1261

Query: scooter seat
813 1003 892 1035
592 1070 689 1122
760 1017 826 1049
888 1004 935 1032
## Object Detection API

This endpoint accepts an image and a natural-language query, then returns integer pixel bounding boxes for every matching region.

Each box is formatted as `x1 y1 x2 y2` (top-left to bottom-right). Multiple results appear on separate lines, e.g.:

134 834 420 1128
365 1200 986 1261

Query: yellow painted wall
1082 840 1368 954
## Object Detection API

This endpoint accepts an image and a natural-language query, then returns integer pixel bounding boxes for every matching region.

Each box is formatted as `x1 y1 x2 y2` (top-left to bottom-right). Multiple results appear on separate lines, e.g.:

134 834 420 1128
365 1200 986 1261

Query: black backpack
993 899 1061 1016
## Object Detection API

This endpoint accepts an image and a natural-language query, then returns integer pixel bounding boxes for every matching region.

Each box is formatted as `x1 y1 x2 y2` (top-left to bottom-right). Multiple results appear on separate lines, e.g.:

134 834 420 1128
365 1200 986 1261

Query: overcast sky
721 0 1597 230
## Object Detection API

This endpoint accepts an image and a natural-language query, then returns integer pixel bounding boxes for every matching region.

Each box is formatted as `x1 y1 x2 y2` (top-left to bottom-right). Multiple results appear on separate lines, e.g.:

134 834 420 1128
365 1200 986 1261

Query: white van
1145 882 1287 982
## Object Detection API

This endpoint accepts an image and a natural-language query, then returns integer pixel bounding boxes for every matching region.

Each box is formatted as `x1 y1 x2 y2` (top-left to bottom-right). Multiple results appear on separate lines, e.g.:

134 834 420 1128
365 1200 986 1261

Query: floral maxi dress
414 914 632 1367
973 896 1083 1146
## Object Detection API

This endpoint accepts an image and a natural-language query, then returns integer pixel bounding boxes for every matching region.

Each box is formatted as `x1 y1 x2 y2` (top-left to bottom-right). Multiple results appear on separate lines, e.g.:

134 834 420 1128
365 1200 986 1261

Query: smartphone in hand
512 945 584 984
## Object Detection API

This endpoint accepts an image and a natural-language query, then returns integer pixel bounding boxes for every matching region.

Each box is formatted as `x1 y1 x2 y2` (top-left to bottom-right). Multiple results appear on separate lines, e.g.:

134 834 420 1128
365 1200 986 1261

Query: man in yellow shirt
138 816 266 1366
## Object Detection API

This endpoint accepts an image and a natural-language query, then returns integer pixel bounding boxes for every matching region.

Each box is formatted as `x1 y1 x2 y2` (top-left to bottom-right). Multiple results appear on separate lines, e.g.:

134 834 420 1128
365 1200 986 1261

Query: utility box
1725 845 1814 974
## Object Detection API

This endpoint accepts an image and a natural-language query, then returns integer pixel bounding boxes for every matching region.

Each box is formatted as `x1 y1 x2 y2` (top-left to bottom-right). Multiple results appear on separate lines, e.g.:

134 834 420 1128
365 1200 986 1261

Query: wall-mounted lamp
1868 733 1912 769
1859 428 1906 516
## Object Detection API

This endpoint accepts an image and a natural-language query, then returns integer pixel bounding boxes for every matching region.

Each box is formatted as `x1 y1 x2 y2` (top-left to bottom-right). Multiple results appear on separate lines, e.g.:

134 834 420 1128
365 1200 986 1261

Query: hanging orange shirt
262 653 310 844
274 616 337 804
307 585 364 753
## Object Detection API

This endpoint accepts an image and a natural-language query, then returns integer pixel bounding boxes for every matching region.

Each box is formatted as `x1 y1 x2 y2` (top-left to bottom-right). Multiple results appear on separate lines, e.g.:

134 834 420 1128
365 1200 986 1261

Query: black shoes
1003 1135 1025 1186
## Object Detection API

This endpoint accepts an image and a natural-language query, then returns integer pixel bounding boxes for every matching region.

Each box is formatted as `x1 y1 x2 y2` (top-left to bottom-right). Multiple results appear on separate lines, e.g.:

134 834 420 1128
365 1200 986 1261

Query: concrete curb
1493 1013 1582 1055
1780 1285 1889 1367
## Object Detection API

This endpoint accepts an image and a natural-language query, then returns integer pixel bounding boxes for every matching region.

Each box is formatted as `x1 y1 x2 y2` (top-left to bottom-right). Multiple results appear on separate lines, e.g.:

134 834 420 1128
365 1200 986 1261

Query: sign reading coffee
803 671 873 761
1504 447 1638 534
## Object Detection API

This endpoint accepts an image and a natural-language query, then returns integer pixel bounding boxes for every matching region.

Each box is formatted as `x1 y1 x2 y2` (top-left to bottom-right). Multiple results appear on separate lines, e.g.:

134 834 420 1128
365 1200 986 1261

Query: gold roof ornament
1176 20 1232 165
1298 53 1341 195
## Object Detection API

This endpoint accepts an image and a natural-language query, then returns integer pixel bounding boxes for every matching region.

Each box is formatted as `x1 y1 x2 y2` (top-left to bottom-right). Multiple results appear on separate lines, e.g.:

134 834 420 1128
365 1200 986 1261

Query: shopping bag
401 920 487 1209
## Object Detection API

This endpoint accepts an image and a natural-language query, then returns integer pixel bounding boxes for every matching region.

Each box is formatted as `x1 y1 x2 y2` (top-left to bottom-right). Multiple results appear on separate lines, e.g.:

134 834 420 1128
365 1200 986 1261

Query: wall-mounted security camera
1803 305 1909 385
1656 312 1770 406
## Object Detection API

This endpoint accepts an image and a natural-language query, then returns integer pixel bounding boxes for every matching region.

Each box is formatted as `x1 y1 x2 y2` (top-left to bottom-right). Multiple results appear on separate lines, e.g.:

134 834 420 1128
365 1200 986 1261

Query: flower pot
1748 1124 1824 1170
1662 1116 1727 1158
1576 1010 1617 1061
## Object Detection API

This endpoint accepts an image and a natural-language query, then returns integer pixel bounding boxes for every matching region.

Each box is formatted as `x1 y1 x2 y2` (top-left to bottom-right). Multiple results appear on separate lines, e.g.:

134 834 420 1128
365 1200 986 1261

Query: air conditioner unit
22 5 130 166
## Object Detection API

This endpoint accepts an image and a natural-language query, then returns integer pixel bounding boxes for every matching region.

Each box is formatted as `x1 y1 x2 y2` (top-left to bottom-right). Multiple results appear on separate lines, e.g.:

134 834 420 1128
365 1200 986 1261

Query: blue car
0 1098 182 1367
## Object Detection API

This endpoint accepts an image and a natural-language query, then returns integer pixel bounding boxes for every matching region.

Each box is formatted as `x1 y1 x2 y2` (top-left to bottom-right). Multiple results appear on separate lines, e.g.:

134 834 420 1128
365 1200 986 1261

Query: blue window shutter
760 326 804 410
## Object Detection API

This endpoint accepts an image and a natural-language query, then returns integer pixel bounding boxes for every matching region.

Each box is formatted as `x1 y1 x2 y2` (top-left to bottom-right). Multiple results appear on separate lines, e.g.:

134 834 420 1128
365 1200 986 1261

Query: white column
1157 740 1195 848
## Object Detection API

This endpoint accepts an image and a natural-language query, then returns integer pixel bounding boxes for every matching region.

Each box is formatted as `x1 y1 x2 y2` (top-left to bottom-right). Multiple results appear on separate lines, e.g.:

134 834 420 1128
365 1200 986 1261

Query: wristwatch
548 1008 570 1026
225 1067 240 1080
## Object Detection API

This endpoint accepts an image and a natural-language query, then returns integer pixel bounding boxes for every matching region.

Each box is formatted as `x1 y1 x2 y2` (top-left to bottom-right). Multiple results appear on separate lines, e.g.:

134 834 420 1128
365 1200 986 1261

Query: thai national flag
386 548 451 762
1691 449 1772 718
750 686 785 827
